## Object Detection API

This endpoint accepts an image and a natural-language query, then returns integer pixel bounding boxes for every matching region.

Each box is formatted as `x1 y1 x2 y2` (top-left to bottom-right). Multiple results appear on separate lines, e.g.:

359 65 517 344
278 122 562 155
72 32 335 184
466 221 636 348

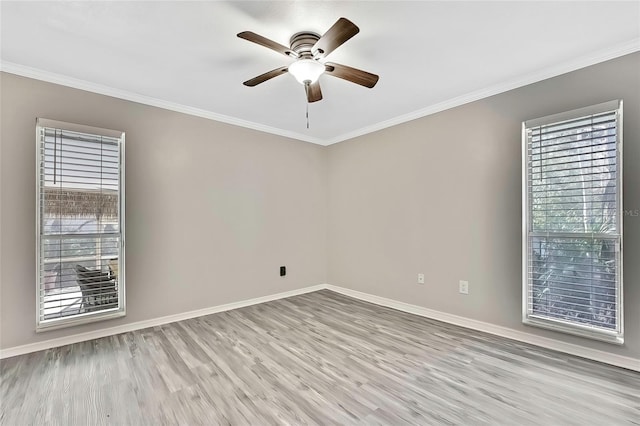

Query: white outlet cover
418 273 425 284
459 280 469 294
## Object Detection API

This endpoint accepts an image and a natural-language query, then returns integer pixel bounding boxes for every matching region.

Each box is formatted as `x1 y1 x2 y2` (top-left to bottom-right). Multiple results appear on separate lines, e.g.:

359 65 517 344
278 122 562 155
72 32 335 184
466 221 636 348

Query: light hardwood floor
1 290 639 425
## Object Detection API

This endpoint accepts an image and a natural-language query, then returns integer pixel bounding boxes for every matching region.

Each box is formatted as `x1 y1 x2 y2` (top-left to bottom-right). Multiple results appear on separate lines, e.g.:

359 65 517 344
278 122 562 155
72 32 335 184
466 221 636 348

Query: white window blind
37 119 125 330
522 100 623 344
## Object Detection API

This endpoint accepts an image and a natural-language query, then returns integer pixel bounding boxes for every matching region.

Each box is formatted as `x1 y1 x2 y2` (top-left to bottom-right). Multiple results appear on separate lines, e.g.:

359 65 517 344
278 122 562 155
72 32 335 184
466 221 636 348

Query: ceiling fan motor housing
290 32 321 59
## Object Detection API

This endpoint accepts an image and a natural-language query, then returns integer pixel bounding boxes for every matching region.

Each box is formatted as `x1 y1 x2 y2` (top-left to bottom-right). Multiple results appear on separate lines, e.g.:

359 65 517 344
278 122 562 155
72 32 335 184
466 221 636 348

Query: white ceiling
2 1 639 145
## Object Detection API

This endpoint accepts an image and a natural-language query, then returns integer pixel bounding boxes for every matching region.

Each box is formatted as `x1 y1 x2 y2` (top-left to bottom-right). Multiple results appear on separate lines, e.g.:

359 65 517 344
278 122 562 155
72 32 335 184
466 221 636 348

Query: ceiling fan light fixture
239 18 378 103
288 59 325 85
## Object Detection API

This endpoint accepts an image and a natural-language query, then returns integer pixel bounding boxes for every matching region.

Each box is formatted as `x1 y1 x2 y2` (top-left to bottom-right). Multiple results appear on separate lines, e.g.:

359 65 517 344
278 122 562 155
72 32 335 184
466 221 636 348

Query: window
522 100 623 344
36 119 125 330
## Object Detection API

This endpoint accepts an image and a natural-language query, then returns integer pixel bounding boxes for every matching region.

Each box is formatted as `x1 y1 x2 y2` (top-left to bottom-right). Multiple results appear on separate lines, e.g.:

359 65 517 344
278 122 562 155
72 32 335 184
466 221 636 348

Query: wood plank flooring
1 290 639 425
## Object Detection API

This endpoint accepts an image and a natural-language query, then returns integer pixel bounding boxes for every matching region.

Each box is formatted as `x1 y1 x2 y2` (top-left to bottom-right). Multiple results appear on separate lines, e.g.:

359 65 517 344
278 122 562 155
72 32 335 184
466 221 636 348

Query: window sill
523 315 623 345
36 308 126 333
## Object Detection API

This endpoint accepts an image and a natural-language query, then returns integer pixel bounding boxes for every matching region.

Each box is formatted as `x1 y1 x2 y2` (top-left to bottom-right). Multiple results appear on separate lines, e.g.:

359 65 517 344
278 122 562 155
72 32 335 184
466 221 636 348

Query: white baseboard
325 284 639 372
0 284 326 359
3 283 638 371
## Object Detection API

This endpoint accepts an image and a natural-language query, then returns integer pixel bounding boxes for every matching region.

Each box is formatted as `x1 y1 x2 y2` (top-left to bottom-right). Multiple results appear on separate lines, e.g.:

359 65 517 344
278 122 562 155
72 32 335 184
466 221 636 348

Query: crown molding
0 61 325 146
2 37 639 147
324 38 640 145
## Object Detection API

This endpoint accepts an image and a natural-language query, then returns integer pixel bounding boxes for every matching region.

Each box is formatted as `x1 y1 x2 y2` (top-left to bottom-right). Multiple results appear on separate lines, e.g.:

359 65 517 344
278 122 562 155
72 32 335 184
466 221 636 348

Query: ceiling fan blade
237 31 297 58
306 81 323 103
324 62 379 88
243 66 289 87
312 18 359 59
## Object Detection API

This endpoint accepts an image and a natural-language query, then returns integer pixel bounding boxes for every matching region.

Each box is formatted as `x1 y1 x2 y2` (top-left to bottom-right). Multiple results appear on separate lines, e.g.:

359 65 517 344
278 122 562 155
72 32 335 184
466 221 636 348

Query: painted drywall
1 53 639 364
0 72 327 349
327 52 640 360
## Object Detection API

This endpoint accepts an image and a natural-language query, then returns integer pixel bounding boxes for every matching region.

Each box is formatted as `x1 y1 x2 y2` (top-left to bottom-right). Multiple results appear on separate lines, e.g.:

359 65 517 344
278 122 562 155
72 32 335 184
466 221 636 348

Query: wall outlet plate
459 280 469 294
418 273 425 284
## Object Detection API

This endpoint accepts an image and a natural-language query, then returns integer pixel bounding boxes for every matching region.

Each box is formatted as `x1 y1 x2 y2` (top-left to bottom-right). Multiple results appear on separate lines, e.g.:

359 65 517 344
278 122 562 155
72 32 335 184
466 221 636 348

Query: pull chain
304 81 310 129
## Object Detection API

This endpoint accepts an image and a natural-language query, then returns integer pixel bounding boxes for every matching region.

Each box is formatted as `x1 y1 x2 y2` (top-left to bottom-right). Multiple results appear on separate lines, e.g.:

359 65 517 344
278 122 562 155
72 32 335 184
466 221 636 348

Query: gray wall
0 73 327 349
327 52 640 359
1 53 638 361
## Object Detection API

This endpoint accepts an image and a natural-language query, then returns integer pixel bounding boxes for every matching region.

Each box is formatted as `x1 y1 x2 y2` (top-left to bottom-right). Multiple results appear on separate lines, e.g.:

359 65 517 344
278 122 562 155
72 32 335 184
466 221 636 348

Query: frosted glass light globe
288 59 325 84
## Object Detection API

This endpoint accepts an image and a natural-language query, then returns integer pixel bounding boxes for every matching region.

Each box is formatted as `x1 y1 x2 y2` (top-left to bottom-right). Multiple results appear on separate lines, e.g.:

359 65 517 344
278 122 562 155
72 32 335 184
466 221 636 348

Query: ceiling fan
237 18 379 103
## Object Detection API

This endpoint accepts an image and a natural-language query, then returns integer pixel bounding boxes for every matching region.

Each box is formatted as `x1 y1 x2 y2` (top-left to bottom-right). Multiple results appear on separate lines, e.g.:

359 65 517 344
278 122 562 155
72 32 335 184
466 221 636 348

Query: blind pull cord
53 129 58 184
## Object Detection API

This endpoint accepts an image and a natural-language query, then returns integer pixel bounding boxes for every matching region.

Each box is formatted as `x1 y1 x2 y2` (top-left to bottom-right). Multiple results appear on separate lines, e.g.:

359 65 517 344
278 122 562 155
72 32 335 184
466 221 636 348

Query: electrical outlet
459 280 469 294
417 273 425 284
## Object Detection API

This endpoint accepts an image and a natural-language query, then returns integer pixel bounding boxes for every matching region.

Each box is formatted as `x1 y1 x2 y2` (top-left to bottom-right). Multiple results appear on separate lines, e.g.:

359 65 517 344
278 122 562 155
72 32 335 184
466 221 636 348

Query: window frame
521 100 623 344
35 118 126 331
